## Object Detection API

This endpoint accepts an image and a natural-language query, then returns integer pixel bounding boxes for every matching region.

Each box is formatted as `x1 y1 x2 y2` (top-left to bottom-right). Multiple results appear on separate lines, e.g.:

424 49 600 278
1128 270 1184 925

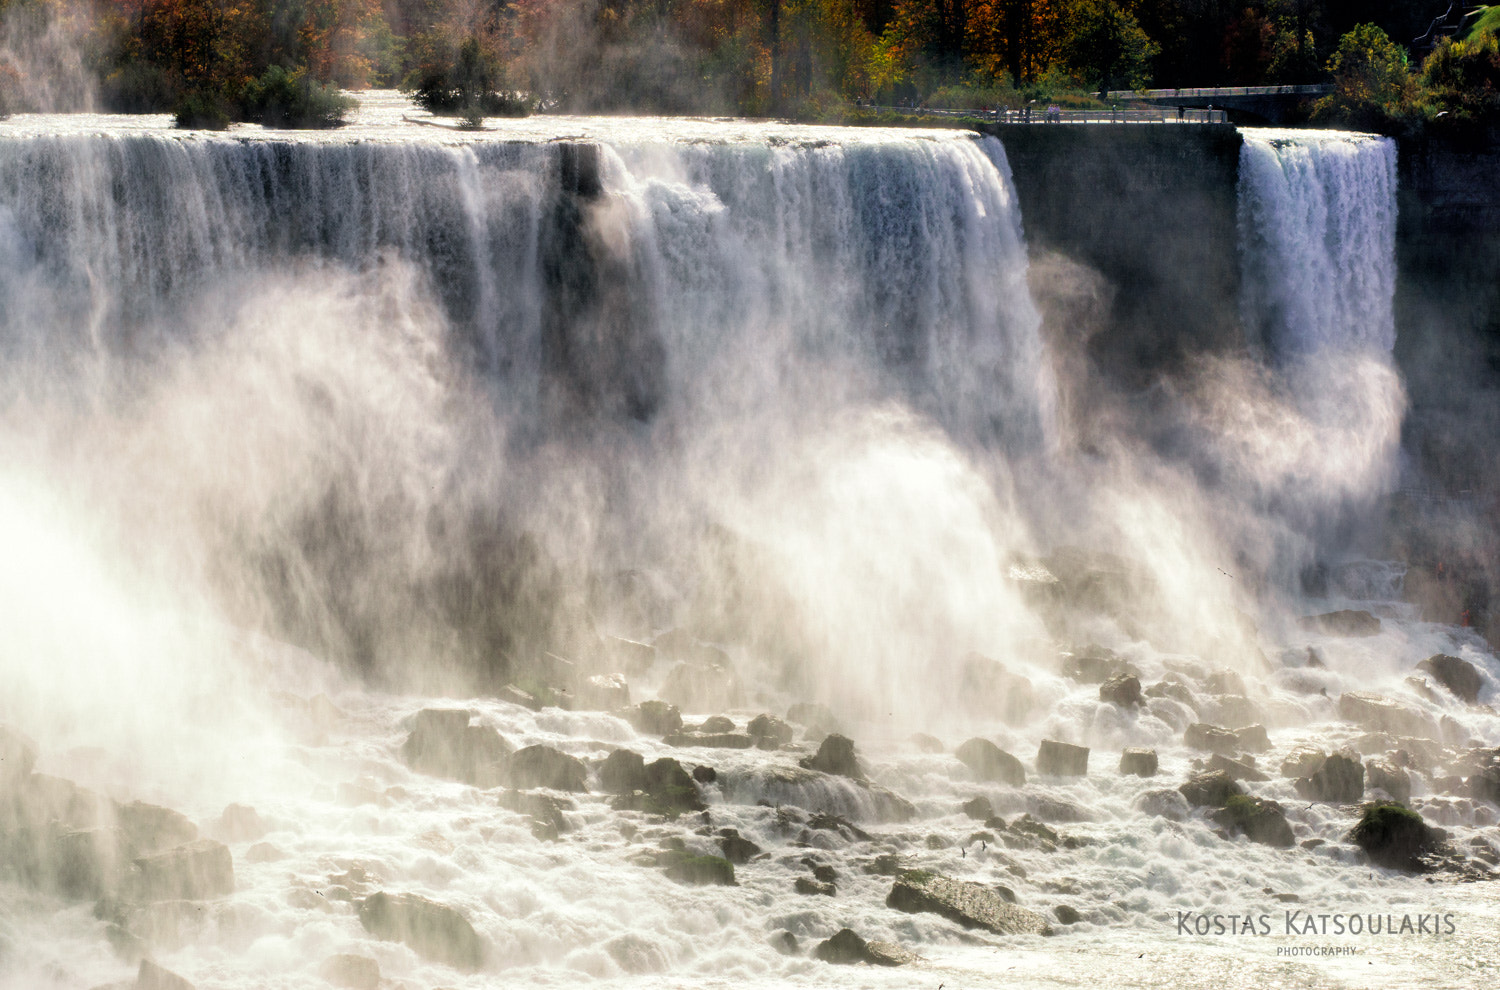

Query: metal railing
1107 84 1332 99
863 104 1228 124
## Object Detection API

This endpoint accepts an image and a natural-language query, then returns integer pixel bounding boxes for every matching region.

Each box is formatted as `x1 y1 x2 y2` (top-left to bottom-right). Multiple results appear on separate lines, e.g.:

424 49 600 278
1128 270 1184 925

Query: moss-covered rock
886 870 1052 935
1210 794 1294 847
1349 802 1442 871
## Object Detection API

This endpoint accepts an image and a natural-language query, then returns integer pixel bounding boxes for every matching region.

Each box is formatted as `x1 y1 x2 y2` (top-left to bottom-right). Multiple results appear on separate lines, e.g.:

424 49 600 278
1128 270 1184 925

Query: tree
1061 0 1156 99
1313 22 1414 129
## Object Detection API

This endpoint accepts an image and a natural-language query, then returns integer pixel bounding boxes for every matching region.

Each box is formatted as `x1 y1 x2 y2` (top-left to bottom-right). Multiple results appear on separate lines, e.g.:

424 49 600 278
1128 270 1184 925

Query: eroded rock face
400 709 510 787
955 738 1026 786
358 891 485 971
886 870 1051 935
1036 739 1088 776
1416 654 1482 703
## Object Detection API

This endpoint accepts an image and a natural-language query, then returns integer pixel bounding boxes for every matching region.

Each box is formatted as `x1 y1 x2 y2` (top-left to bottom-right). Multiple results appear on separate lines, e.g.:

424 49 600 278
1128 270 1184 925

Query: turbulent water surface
0 97 1494 990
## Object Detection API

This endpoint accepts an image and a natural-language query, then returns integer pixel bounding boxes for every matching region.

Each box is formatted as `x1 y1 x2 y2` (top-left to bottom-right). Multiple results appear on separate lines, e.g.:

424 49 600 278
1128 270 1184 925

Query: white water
0 102 1493 990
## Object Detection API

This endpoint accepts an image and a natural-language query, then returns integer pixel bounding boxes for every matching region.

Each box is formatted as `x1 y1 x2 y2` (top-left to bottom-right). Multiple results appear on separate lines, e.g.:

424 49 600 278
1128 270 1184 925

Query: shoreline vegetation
0 1 1496 137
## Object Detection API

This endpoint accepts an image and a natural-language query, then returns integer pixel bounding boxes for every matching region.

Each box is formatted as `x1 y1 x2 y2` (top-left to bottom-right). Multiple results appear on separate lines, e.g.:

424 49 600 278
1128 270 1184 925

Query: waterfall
1236 129 1398 358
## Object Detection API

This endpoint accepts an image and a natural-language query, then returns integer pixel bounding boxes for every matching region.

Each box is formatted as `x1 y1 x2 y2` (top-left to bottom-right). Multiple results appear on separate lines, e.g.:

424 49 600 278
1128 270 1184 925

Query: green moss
1349 801 1436 870
896 869 940 886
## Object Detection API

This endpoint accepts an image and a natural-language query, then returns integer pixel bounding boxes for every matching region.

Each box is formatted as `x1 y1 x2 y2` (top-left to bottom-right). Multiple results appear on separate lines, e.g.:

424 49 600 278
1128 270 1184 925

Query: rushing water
0 100 1494 990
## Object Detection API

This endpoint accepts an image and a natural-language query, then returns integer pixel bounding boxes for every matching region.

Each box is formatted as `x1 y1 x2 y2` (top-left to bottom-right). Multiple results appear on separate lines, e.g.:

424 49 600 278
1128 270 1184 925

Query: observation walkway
1105 85 1332 124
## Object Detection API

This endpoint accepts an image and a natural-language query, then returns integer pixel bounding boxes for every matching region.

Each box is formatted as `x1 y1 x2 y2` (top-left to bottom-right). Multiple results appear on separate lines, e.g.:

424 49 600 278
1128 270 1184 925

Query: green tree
1061 0 1157 99
1313 22 1414 130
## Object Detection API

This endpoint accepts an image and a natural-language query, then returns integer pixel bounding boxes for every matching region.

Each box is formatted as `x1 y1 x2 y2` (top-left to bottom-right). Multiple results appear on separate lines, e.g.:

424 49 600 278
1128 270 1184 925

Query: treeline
0 0 1496 130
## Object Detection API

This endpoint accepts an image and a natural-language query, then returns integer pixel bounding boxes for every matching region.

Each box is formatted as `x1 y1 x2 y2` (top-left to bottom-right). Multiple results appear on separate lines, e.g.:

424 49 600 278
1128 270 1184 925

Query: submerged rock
1349 802 1443 871
1036 739 1088 776
664 730 754 749
1135 789 1191 820
400 709 510 787
1210 795 1294 847
1118 748 1158 777
799 734 862 779
1294 752 1364 803
814 928 913 966
1299 610 1381 637
505 745 588 792
794 876 835 896
1416 654 1482 703
955 738 1026 786
886 870 1051 935
358 890 485 971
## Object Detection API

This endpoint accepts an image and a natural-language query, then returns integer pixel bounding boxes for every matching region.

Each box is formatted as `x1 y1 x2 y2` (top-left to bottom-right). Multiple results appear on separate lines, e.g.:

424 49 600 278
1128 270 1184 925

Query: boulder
786 703 841 736
1348 802 1442 871
318 954 380 990
1203 669 1247 695
1416 654 1482 703
400 709 510 787
1145 680 1195 705
886 871 1051 935
799 734 862 779
214 804 266 844
747 714 794 748
612 758 704 817
578 673 630 711
658 850 735 886
1363 758 1411 803
814 928 913 966
1233 725 1271 753
117 801 197 856
1061 652 1140 684
137 960 195 990
1118 748 1158 777
1053 905 1082 925
1178 770 1242 808
129 839 234 901
357 891 485 971
1184 723 1238 755
628 700 683 737
0 725 38 785
1135 789 1191 820
659 661 743 713
1207 753 1268 783
909 733 945 753
794 876 836 896
505 746 588 792
691 765 717 783
697 715 736 734
958 653 1036 724
1338 692 1439 740
599 749 648 794
1468 763 1500 805
1210 795 1294 847
955 738 1026 786
496 790 571 840
1299 610 1381 637
718 830 760 864
961 796 994 820
1099 674 1143 707
1036 739 1088 776
1211 696 1263 730
1279 746 1327 779
1294 752 1364 803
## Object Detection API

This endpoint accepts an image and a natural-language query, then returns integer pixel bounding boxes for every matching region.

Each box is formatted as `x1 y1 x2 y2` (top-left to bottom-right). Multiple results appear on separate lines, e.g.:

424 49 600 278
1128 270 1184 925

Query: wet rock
718 829 760 864
691 765 717 783
1119 748 1158 777
1294 752 1365 803
358 890 485 970
1365 758 1412 804
213 804 265 844
1211 696 1263 730
318 953 380 990
1036 739 1088 776
496 790 571 839
799 734 862 779
1203 669 1246 695
1210 795 1294 847
863 852 906 875
1469 763 1500 805
770 930 800 955
1145 680 1195 705
814 928 912 966
1053 904 1081 924
505 746 588 792
958 653 1036 724
1299 610 1381 637
1233 725 1271 753
244 842 283 863
955 738 1026 786
795 876 836 896
1061 652 1140 684
599 749 649 793
1136 789 1191 820
786 703 841 737
658 850 735 886
1099 674 1143 707
117 802 197 856
1280 745 1327 778
629 700 683 736
1184 723 1239 755
1417 655 1482 704
127 839 233 901
400 709 510 787
664 730 754 749
1338 692 1439 740
136 960 195 990
0 725 38 784
1178 770 1242 808
886 870 1052 935
578 673 630 711
611 758 704 817
962 796 994 820
909 733 945 753
747 714 794 749
659 661 743 713
1349 802 1443 871
697 715 736 733
1208 753 1268 783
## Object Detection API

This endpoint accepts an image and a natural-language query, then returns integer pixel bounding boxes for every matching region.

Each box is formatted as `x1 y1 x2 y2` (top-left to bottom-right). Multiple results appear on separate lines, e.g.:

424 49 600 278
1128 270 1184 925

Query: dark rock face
955 738 1026 786
718 829 760 864
1338 692 1439 739
1299 610 1381 637
611 758 705 817
691 765 717 783
1295 752 1365 803
400 709 511 787
1053 905 1081 924
505 746 588 792
698 715 736 734
1119 748 1158 776
1184 723 1238 755
629 700 683 736
962 796 995 820
658 850 735 886
1210 795 1294 847
1061 652 1140 684
886 870 1052 935
1349 803 1442 871
1416 654 1482 703
814 928 913 966
357 891 485 971
958 653 1036 724
1207 753 1268 782
799 734 862 779
1099 674 1143 707
129 839 234 901
1179 770 1242 807
1036 739 1088 776
599 749 648 794
747 714 794 748
1365 758 1413 803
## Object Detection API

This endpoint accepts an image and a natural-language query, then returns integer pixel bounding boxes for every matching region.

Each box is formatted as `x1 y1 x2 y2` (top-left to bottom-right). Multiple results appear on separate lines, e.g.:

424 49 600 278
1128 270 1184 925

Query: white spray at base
0 103 1492 990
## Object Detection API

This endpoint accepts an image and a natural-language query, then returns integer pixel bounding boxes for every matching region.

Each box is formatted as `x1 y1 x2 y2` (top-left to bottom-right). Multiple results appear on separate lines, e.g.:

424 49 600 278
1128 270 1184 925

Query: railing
1108 85 1332 99
862 104 1228 124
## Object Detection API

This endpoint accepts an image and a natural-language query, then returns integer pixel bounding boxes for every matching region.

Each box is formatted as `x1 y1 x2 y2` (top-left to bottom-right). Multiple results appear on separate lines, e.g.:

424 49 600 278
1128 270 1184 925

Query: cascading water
0 100 1495 990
